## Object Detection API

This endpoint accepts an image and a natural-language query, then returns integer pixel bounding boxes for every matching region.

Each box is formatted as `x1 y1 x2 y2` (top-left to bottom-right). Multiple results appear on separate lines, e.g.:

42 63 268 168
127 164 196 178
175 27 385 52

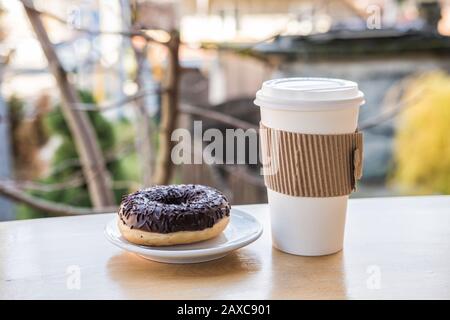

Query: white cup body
255 78 364 256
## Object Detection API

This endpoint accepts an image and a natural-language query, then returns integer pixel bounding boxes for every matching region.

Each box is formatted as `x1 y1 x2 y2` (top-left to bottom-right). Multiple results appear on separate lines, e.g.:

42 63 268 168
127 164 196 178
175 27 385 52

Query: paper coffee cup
254 78 365 256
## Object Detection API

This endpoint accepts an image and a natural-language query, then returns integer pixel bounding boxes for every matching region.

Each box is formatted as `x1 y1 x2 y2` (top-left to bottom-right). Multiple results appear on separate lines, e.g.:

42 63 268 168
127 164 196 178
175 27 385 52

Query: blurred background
0 0 449 220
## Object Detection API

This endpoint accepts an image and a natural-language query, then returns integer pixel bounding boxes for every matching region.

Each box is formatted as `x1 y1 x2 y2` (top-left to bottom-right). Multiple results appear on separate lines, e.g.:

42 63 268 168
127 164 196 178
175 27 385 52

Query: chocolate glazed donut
118 184 231 246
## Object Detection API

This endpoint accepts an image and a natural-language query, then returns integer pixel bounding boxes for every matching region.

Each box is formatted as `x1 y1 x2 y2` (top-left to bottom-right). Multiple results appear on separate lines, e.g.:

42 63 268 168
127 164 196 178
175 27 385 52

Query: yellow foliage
391 72 450 194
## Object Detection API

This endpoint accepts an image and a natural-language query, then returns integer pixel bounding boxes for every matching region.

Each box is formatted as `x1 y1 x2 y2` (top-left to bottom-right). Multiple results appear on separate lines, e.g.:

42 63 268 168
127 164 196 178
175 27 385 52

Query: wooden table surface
1 196 449 300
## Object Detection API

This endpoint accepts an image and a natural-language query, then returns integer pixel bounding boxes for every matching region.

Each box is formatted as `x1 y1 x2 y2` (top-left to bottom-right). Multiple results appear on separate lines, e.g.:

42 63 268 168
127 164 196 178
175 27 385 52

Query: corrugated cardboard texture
260 122 363 197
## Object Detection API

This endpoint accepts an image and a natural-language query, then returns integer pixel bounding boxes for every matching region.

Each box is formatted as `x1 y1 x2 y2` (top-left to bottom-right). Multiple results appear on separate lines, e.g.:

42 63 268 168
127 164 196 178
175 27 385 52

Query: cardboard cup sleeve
260 122 363 197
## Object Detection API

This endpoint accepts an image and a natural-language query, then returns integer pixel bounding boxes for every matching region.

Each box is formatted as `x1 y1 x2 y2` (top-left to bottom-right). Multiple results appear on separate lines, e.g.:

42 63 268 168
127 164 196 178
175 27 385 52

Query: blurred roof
250 28 450 59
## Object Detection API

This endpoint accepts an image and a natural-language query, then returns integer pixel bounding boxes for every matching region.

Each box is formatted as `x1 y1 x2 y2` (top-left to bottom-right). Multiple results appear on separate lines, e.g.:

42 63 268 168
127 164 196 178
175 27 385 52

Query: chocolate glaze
118 184 231 233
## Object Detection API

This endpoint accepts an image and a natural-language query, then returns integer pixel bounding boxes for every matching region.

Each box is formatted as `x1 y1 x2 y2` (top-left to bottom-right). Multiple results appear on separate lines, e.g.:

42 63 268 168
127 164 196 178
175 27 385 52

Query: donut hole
159 195 186 205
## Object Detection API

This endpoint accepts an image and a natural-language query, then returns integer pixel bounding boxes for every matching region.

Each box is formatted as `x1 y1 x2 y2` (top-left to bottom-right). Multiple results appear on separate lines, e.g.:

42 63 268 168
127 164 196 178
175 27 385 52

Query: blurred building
180 0 372 43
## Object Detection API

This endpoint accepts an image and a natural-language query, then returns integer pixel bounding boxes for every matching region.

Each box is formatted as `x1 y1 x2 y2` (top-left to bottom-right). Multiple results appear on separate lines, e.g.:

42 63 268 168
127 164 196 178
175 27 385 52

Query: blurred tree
22 91 128 218
390 72 450 194
8 95 50 180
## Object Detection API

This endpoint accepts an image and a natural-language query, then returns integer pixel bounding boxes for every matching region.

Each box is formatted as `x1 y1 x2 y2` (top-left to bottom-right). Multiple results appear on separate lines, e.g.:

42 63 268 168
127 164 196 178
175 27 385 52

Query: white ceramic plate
104 208 263 264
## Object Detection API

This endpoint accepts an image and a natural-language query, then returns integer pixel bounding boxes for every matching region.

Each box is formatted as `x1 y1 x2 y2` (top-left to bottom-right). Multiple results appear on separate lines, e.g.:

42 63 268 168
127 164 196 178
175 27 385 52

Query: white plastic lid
254 77 365 111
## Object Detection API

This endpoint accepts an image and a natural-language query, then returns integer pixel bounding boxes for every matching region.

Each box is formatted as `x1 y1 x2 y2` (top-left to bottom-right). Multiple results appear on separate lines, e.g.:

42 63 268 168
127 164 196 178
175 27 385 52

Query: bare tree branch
359 78 424 130
0 181 117 216
152 30 180 185
359 106 405 130
73 87 164 111
49 142 135 176
132 43 155 186
20 0 67 24
179 103 258 130
8 174 140 193
11 174 84 192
